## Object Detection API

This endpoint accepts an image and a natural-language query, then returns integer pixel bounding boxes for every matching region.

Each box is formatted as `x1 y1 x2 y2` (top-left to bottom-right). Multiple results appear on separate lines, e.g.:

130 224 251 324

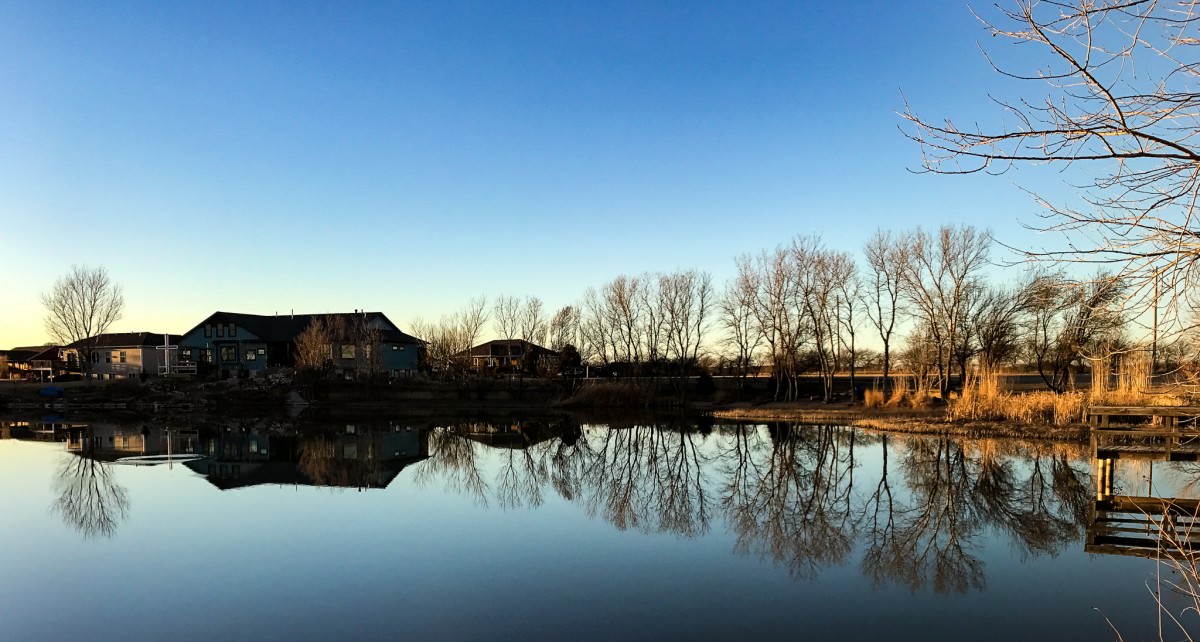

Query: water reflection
413 420 1091 593
1087 428 1200 560
54 447 129 539
4 416 1096 592
189 423 428 490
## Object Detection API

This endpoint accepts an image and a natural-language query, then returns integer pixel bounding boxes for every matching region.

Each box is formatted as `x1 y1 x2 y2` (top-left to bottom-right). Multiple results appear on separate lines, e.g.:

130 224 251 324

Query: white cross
156 334 178 375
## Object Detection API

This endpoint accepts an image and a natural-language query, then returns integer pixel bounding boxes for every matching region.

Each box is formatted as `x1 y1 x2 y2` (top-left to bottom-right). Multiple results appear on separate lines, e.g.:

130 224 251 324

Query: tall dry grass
949 372 1087 426
863 376 932 410
1093 351 1186 407
863 388 886 408
949 353 1191 427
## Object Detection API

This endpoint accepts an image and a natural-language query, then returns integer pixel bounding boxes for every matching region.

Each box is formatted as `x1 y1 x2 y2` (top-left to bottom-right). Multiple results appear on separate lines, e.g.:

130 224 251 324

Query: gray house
176 311 423 379
70 333 182 380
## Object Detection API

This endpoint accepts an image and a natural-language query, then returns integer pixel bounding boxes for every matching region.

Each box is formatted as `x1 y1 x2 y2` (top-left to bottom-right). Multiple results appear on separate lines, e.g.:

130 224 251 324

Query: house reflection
64 423 200 458
186 422 429 491
1 417 90 444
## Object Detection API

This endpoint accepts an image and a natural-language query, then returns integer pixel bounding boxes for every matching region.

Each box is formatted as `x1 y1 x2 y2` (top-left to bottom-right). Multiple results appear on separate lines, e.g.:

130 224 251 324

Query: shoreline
1 379 1097 442
709 402 1092 442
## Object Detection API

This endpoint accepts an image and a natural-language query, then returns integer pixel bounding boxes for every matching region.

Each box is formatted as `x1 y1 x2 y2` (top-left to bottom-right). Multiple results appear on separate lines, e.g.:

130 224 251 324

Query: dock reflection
1087 426 1200 560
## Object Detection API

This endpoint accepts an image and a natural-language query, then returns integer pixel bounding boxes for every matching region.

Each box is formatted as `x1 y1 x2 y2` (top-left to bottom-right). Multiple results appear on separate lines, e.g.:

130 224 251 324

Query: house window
92 352 99 363
181 348 193 362
204 324 212 338
105 352 112 364
245 350 256 361
228 324 237 337
201 349 213 364
391 345 398 351
220 346 237 363
217 325 225 338
119 351 126 364
257 348 265 355
341 344 356 359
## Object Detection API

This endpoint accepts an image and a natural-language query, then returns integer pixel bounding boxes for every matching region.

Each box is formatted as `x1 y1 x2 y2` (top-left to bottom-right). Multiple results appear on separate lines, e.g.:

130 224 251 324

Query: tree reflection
416 425 490 506
574 424 712 537
894 437 985 594
297 433 383 489
722 425 855 579
407 419 1091 593
54 453 129 539
859 434 908 589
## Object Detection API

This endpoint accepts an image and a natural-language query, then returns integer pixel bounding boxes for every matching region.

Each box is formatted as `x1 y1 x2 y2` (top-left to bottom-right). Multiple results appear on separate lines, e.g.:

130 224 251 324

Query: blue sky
1 1 1064 346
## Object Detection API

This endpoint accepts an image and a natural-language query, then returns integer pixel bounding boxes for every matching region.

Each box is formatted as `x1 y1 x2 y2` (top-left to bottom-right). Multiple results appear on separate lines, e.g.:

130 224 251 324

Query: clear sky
1 1 1065 347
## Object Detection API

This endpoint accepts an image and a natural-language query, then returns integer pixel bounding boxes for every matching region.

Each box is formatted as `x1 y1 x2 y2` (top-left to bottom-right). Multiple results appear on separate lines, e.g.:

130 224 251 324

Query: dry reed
863 388 885 408
948 372 1089 426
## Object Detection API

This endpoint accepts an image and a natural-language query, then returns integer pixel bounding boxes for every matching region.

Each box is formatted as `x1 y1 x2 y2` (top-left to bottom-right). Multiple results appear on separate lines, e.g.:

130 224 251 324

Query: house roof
458 339 558 358
28 346 64 362
3 347 46 363
70 333 183 349
183 456 427 490
183 311 423 345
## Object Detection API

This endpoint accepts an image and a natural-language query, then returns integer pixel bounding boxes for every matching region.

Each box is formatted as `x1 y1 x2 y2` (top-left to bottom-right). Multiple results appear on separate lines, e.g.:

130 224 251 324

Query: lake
0 416 1193 641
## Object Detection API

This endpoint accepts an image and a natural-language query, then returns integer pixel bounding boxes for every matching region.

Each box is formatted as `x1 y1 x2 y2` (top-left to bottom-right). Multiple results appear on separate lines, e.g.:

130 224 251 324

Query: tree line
410 223 1152 398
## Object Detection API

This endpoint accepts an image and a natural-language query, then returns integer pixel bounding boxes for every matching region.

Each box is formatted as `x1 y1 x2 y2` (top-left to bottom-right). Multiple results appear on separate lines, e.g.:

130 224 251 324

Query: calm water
0 416 1194 641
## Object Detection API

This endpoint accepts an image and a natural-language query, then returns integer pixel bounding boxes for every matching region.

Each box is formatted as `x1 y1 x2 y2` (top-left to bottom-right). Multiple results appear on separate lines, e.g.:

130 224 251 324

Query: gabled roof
458 339 558 358
183 456 427 490
28 346 64 362
70 333 183 349
3 347 46 363
182 311 423 345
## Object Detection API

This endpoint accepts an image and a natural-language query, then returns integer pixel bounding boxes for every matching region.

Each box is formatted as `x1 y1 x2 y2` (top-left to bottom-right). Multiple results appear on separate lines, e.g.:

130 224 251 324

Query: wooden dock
1087 405 1200 427
1091 426 1200 461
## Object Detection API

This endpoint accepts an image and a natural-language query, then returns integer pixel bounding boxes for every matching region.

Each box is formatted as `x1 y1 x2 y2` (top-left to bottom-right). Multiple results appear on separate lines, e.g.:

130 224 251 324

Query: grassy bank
712 363 1195 441
710 401 1091 441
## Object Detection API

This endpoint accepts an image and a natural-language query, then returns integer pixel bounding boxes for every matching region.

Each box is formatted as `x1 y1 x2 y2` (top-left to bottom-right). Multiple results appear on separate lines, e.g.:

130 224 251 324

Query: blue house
177 311 422 379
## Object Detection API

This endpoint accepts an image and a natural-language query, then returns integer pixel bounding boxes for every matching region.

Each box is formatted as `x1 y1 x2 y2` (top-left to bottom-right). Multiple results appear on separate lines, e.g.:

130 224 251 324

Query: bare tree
458 295 489 356
352 314 383 378
834 255 862 398
896 226 992 396
295 317 334 373
410 295 488 376
547 305 579 351
606 275 645 363
43 265 124 381
971 283 1030 374
718 257 764 382
903 0 1200 332
794 237 843 402
749 246 807 400
494 295 520 342
579 286 616 364
659 269 713 365
1024 271 1127 392
863 230 904 388
518 296 546 346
